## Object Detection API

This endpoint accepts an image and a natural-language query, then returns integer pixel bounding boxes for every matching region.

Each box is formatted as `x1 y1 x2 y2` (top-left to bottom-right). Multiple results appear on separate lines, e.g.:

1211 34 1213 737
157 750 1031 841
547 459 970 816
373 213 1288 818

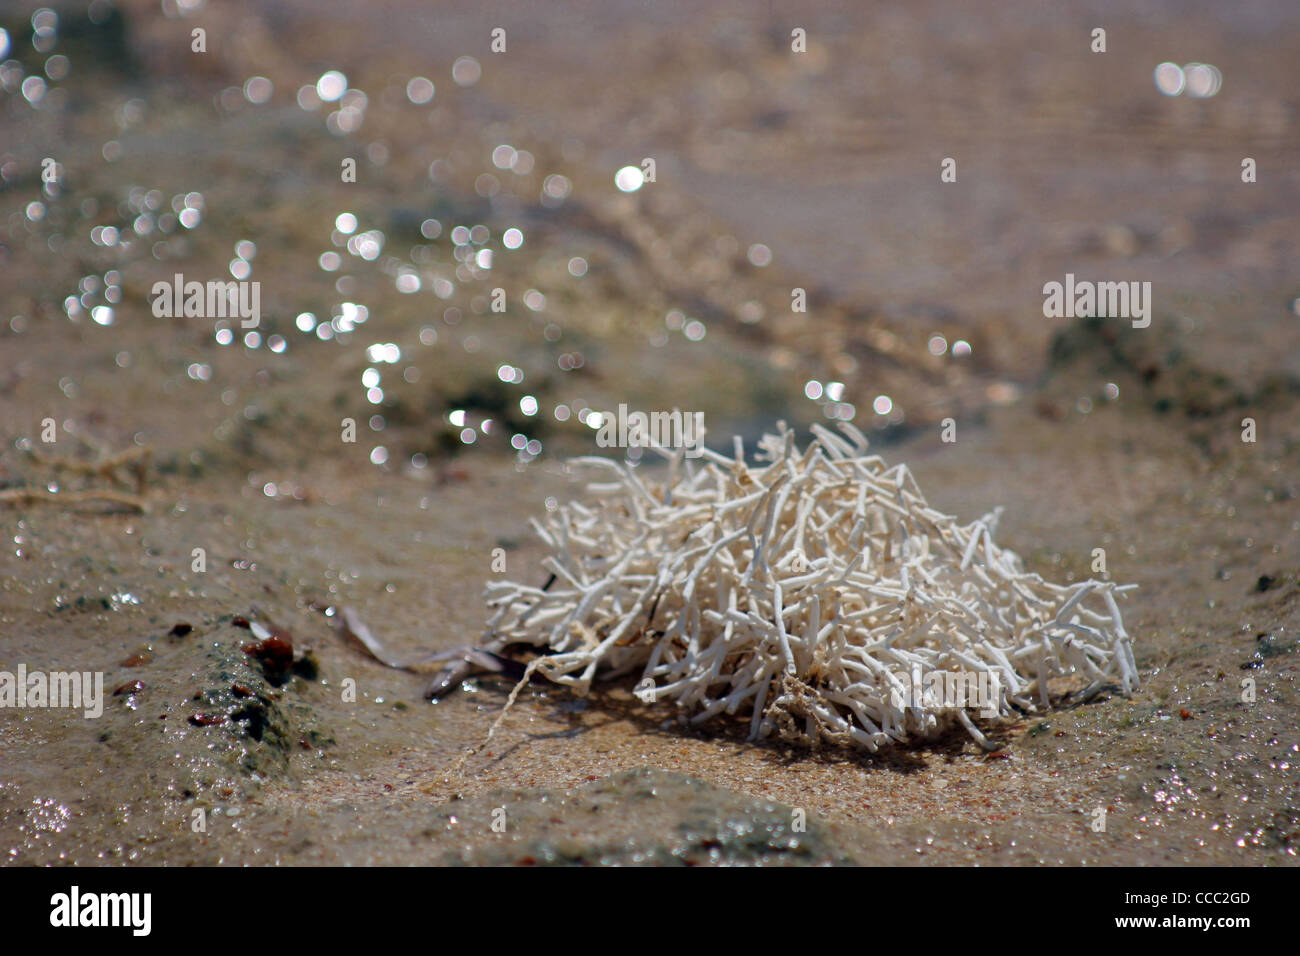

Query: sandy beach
1 0 1297 865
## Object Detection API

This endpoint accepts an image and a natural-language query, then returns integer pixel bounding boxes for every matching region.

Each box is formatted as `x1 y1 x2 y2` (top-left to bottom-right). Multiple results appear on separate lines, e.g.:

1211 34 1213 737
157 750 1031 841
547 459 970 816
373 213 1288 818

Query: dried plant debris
475 421 1138 753
336 605 525 695
0 443 152 513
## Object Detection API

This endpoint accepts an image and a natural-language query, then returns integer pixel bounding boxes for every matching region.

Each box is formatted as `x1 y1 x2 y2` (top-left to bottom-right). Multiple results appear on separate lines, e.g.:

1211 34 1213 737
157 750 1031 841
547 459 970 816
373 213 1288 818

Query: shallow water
1 0 1297 865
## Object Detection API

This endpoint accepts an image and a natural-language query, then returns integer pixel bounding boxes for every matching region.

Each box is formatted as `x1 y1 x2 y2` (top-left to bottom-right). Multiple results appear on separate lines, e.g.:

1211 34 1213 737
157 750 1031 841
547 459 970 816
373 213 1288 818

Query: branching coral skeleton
477 421 1138 752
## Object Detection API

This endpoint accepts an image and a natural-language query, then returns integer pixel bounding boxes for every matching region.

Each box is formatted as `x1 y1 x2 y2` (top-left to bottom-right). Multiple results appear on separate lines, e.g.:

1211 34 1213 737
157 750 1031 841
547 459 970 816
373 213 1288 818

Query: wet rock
435 768 853 866
181 640 333 782
1047 315 1300 420
1254 631 1295 660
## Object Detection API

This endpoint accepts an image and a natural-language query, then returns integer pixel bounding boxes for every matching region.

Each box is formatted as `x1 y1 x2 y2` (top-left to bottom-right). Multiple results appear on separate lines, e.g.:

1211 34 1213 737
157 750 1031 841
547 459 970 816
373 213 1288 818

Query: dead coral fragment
484 422 1138 751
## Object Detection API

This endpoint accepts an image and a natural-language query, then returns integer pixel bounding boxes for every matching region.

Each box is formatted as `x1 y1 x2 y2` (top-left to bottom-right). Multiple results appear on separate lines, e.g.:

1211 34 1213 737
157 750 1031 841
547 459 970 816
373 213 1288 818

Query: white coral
484 422 1138 751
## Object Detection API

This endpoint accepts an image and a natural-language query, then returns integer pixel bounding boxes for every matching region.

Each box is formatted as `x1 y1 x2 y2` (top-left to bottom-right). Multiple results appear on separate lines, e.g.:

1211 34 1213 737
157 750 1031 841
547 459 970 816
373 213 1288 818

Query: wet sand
1 0 1297 865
